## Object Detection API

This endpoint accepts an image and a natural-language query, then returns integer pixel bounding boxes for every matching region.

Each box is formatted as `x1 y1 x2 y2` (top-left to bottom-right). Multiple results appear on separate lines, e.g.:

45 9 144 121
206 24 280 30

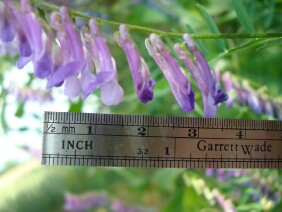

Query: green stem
34 0 282 39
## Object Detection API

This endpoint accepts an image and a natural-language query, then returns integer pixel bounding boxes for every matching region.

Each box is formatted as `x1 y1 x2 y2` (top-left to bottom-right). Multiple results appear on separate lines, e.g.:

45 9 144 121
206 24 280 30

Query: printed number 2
188 128 197 137
138 127 147 136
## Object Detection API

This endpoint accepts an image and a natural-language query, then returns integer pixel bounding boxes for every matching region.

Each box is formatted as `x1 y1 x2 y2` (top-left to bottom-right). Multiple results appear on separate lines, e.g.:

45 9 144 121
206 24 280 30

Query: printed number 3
188 128 197 137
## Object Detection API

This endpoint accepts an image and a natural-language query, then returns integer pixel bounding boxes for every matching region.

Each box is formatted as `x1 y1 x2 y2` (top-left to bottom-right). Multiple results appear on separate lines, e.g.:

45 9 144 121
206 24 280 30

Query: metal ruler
42 111 282 168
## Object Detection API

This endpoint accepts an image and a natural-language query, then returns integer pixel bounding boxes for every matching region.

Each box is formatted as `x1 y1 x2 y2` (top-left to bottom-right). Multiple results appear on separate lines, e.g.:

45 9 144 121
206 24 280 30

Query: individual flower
232 80 247 106
47 7 85 98
81 25 111 100
213 189 236 212
145 33 194 112
88 18 124 105
242 81 262 114
175 34 228 117
259 95 274 117
114 24 155 103
0 1 16 42
64 191 108 211
3 0 32 68
222 72 235 107
20 0 53 79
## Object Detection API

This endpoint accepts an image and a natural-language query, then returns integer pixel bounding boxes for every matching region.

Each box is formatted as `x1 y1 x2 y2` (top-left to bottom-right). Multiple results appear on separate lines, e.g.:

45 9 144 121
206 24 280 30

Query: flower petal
64 75 81 98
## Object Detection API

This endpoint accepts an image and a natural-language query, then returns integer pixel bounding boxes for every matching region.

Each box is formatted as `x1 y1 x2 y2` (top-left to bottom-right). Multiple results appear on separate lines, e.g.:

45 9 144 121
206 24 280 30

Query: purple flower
222 72 235 107
242 82 262 114
273 100 282 120
8 83 53 103
145 33 194 112
64 192 108 211
213 189 236 212
205 168 215 176
81 25 108 100
88 18 124 105
3 0 32 67
20 0 53 79
232 80 247 106
115 24 155 103
259 95 274 117
47 7 85 98
0 1 16 42
175 34 228 117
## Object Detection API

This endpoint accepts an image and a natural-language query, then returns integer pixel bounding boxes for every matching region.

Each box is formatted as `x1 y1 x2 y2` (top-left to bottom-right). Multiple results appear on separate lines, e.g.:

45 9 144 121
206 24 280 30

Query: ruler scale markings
42 112 282 168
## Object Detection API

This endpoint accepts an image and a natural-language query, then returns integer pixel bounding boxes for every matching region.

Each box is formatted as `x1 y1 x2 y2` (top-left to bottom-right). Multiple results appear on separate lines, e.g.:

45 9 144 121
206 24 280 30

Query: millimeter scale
42 112 282 168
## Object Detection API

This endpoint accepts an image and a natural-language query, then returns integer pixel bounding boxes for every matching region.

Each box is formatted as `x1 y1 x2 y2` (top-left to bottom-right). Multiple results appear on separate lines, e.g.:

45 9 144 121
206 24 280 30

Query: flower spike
114 24 155 103
145 33 194 112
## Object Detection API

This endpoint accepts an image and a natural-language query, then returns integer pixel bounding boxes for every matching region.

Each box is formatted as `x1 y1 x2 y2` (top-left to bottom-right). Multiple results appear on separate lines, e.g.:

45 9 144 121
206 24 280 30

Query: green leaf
256 38 282 50
264 0 274 28
196 4 226 51
15 102 25 118
232 0 256 33
209 38 276 64
68 99 83 112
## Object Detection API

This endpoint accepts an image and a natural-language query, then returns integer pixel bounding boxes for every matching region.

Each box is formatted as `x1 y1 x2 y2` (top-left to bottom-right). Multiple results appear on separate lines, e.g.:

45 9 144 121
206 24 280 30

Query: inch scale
42 111 282 168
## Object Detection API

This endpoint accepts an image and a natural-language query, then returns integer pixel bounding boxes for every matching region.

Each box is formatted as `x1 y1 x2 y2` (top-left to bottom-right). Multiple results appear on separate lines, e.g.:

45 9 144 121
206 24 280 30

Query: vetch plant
0 0 281 118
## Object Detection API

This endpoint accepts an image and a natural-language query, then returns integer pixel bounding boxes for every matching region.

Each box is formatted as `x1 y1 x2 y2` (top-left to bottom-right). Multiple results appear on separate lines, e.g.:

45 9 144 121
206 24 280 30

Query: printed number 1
164 147 170 155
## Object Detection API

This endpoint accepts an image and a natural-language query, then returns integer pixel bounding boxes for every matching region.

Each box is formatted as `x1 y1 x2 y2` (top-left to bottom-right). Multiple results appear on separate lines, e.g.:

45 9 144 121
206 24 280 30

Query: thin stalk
34 0 282 39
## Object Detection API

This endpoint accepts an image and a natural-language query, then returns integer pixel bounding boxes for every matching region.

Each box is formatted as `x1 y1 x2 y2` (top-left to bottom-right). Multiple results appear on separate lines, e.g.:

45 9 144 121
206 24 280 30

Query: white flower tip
149 33 158 42
174 43 181 52
89 19 99 35
60 6 68 17
183 33 196 51
114 31 122 46
145 38 155 56
119 24 127 32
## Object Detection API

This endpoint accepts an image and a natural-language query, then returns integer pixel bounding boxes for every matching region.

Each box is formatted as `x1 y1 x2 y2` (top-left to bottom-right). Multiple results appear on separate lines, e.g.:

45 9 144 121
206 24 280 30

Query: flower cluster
63 191 156 212
0 0 228 117
205 168 281 210
64 191 109 211
220 71 282 119
8 83 53 103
